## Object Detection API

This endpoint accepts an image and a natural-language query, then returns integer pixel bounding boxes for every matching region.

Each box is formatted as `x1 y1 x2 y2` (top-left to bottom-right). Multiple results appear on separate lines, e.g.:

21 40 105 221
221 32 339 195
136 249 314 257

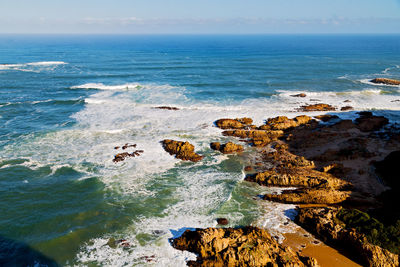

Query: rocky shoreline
159 108 400 266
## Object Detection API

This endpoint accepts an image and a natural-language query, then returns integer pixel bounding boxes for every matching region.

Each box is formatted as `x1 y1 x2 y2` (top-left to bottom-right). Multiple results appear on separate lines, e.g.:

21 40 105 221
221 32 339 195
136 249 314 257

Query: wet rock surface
162 139 203 162
172 227 318 267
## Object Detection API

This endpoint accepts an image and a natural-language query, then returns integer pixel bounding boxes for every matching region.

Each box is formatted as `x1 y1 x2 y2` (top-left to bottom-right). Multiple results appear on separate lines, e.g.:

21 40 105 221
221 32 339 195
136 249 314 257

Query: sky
1 0 400 34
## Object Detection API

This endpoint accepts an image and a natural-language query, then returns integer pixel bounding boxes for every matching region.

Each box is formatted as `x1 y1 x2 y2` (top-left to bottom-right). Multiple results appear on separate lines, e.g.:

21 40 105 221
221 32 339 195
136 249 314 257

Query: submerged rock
162 139 203 162
291 93 307 97
370 78 400 86
154 106 180 110
216 218 229 225
172 227 318 267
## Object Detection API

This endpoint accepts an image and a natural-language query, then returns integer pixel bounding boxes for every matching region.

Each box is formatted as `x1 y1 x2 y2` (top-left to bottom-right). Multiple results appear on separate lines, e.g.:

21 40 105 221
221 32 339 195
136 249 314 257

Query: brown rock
216 218 229 225
210 142 221 151
244 166 253 172
370 78 400 86
236 117 253 125
172 227 318 267
264 188 351 204
215 119 244 129
341 106 354 111
162 140 203 162
113 150 144 162
210 142 243 154
291 93 307 97
299 103 336 112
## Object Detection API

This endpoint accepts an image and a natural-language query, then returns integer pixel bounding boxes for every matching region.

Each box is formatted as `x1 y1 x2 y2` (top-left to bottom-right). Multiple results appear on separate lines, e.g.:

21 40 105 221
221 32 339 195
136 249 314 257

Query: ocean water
0 34 400 266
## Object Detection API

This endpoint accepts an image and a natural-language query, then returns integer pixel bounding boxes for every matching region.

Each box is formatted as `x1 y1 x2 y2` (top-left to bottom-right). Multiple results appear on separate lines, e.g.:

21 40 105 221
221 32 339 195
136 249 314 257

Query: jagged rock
162 140 203 162
154 106 180 110
296 207 400 267
172 227 318 267
210 142 243 154
222 129 283 147
341 106 354 111
370 78 400 86
299 104 336 112
122 143 137 150
355 112 389 132
113 150 144 162
263 115 313 131
291 93 307 97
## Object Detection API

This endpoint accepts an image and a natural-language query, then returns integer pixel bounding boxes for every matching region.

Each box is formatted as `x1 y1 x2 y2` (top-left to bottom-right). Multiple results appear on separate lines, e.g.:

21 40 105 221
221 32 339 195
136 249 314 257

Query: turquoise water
1 35 400 266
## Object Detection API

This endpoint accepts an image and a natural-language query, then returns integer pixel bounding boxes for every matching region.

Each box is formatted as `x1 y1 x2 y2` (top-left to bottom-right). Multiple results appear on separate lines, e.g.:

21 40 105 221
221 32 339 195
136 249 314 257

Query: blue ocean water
0 34 400 266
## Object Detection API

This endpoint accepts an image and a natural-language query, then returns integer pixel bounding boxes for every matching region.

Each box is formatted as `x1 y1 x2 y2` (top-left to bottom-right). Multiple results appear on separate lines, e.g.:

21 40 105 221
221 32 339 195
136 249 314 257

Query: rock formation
210 142 244 154
172 227 318 267
162 140 203 162
299 104 336 112
370 78 400 86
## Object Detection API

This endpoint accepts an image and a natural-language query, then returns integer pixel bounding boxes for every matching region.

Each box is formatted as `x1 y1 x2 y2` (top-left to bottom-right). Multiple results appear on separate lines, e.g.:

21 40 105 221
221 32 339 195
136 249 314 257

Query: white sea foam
71 83 142 90
0 61 67 72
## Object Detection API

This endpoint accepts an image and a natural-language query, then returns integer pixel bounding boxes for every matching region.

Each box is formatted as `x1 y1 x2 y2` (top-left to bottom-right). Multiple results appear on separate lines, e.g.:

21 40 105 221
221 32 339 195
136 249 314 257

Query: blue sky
1 0 400 33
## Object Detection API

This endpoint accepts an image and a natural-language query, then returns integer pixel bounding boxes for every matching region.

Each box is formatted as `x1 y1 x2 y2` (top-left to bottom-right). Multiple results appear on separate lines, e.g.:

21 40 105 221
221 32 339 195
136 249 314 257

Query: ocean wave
71 83 142 90
0 61 68 72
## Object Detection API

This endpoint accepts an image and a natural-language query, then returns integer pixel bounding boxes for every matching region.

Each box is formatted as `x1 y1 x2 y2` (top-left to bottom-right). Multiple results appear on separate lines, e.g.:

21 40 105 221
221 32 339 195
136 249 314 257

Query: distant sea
1 34 400 266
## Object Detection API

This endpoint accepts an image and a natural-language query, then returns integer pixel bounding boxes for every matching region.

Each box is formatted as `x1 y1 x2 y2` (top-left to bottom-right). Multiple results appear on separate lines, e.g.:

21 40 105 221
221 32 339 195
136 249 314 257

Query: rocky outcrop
210 142 244 154
261 115 313 131
299 104 336 112
370 78 400 86
172 227 318 267
113 150 144 162
265 188 351 204
296 207 400 267
162 140 203 162
215 118 253 129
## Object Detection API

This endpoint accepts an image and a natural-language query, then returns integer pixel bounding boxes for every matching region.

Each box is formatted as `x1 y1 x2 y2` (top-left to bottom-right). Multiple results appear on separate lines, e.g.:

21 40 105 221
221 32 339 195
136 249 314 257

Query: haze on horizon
1 0 400 34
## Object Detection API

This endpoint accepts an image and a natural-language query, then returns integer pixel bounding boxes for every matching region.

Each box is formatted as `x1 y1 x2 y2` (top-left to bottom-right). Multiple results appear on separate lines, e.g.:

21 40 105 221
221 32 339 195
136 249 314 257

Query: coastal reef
162 139 203 162
172 227 318 267
170 109 400 266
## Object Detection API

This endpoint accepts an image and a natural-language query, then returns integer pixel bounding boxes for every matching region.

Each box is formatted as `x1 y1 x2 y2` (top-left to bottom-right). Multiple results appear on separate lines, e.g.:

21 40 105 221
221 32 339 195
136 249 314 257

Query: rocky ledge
161 139 203 162
370 78 400 86
172 226 318 267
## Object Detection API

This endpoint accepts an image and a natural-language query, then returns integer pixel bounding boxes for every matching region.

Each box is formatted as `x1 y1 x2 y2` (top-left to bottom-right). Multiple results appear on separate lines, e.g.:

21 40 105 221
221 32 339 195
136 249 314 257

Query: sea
0 34 400 266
